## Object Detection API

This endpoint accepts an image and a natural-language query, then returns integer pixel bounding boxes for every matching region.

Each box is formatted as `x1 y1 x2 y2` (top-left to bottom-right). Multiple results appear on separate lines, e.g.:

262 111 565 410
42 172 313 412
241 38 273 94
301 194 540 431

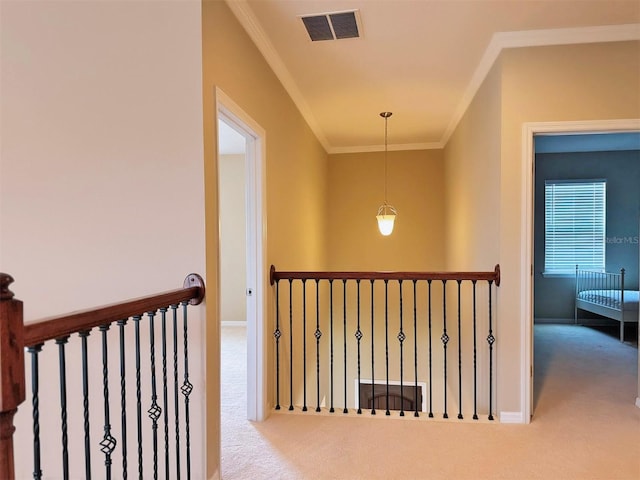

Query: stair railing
0 272 205 480
270 265 500 420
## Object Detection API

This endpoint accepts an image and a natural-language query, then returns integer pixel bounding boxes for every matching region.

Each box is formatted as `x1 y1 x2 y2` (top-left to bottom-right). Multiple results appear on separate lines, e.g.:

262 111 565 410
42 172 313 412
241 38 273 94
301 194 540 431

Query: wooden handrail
270 264 500 286
24 273 205 347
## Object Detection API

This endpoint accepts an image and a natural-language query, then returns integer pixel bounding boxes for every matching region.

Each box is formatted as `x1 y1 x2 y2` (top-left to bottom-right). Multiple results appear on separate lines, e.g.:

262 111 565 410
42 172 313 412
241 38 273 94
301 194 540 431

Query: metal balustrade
270 265 500 420
0 273 205 480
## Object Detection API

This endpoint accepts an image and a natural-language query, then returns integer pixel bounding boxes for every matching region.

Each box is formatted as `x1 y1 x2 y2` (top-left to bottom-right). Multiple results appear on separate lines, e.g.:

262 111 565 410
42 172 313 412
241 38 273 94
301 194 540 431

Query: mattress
577 290 639 311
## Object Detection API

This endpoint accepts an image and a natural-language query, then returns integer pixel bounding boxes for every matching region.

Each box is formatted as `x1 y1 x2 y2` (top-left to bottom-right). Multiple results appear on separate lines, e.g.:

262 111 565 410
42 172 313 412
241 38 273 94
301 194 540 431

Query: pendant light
376 111 397 236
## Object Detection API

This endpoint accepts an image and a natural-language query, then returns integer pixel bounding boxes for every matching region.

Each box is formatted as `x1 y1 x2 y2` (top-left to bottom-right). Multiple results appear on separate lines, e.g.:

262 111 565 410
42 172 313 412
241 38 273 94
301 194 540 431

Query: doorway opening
522 120 640 421
216 88 267 422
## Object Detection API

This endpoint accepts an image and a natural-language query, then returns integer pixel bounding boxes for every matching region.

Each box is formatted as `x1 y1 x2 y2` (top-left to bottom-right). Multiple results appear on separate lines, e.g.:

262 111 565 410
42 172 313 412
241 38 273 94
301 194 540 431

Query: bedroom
533 131 640 341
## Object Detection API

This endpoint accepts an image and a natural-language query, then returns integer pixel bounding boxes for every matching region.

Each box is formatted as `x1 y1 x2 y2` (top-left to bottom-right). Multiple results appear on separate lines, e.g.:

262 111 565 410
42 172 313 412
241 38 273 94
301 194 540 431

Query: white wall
219 154 247 323
0 0 206 477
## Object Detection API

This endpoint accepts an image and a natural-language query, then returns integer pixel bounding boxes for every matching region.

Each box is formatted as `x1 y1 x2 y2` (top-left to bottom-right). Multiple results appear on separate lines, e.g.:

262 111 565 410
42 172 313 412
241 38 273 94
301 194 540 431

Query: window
544 180 606 274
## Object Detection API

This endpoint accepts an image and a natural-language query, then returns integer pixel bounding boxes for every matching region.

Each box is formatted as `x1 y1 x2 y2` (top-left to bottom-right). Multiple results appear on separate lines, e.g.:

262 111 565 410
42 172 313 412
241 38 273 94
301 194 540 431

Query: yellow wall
202 1 329 476
327 149 445 271
499 40 640 414
442 59 503 419
202 0 329 269
445 40 640 416
279 149 448 415
444 59 502 272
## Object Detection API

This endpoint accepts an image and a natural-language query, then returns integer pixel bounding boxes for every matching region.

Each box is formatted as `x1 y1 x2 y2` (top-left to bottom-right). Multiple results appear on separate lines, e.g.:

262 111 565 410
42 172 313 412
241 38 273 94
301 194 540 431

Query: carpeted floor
221 323 639 480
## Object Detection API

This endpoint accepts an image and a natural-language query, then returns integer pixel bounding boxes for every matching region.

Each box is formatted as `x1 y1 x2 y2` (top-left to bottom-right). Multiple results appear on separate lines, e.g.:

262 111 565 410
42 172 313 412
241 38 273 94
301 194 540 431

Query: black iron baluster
99 325 117 480
370 279 376 416
487 280 495 421
274 280 281 410
413 280 419 417
441 280 449 419
314 279 322 412
79 330 92 479
133 314 144 478
398 280 405 417
29 344 43 480
181 301 193 480
427 280 433 418
171 304 181 480
457 280 463 420
302 279 308 412
329 279 335 413
56 335 70 479
117 319 129 478
148 310 161 480
160 307 169 480
384 279 390 416
343 279 348 414
288 279 294 411
472 281 478 420
355 279 362 414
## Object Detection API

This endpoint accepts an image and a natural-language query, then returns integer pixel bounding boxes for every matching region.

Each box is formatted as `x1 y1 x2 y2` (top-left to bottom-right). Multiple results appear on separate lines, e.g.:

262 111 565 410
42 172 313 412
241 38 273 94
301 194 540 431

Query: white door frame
216 87 268 421
520 118 640 421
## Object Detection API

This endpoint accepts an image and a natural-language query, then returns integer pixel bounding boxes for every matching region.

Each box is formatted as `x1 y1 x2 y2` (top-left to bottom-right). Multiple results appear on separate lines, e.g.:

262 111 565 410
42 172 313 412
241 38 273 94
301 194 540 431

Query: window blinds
544 180 606 273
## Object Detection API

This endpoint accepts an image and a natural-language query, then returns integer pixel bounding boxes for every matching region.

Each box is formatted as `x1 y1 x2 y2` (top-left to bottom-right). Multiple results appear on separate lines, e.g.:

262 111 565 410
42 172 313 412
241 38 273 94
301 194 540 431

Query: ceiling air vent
300 10 360 42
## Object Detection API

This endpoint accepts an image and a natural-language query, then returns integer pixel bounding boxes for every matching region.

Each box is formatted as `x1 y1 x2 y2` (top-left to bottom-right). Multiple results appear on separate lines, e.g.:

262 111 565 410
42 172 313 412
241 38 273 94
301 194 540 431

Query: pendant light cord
384 114 388 204
380 111 392 207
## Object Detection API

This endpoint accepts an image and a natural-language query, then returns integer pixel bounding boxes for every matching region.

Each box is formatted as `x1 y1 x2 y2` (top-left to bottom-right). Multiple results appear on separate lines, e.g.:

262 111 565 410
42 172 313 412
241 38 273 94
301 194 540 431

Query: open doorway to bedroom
218 116 249 427
216 88 267 426
527 126 640 419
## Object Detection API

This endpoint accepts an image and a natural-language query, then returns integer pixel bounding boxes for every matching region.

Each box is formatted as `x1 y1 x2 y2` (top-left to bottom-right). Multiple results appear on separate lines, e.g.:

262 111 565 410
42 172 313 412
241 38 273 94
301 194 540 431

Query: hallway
221 324 639 479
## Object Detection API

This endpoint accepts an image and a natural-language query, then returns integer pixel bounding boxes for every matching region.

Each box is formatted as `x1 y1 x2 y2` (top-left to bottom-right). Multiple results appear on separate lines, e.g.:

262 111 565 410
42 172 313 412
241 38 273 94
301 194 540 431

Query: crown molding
523 118 640 135
225 0 330 152
224 3 639 154
329 142 444 155
440 23 640 145
496 23 640 48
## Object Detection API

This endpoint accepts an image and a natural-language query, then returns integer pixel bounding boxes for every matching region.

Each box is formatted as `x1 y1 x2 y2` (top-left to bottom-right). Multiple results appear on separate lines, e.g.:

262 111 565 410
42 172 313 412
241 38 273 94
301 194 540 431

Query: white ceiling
225 0 640 153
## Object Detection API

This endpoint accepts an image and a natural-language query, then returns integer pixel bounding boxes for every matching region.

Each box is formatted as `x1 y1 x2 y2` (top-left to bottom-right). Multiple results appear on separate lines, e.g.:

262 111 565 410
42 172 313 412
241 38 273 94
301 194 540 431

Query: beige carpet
221 324 639 480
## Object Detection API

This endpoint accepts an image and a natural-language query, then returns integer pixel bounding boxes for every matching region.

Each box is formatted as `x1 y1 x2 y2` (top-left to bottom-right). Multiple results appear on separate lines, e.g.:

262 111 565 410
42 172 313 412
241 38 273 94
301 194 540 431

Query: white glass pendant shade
376 204 397 236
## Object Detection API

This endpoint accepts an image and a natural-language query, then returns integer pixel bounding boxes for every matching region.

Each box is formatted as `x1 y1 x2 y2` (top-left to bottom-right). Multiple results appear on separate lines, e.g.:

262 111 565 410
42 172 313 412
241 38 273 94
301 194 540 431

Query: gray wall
534 150 640 321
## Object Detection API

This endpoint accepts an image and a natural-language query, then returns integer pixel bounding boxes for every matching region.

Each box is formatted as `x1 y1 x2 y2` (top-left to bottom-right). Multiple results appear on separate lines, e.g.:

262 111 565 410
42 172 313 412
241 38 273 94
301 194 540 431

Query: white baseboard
500 411 525 423
534 317 573 324
221 320 246 327
636 397 640 409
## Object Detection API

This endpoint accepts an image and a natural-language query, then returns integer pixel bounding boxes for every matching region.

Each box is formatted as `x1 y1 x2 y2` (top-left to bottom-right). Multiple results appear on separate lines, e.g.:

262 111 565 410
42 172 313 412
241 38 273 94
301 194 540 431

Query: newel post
0 274 25 480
